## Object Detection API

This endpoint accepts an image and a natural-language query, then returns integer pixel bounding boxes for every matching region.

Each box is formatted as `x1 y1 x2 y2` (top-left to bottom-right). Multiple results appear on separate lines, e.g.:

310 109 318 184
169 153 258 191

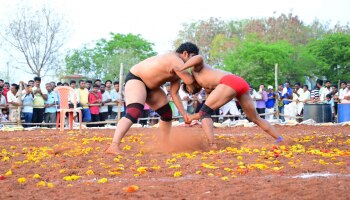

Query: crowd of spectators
0 77 349 126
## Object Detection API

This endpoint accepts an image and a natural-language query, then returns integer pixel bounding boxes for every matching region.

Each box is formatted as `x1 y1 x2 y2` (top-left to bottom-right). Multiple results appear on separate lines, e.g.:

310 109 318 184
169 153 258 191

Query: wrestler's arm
177 55 204 72
169 79 189 120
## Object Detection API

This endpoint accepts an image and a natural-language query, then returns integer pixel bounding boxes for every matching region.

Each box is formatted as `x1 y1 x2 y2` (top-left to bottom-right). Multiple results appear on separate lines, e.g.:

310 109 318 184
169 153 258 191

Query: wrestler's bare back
191 64 230 90
130 53 184 89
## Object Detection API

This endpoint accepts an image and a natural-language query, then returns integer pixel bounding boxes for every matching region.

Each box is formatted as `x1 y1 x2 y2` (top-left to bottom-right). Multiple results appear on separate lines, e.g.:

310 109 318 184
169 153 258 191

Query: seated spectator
21 84 34 127
44 83 58 128
88 84 102 127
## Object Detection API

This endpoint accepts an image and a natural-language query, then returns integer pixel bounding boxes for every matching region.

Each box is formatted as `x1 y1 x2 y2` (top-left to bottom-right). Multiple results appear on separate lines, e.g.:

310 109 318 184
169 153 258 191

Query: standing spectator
99 84 111 123
331 85 339 116
256 84 268 119
78 80 92 122
325 94 335 121
69 80 80 107
110 81 125 120
105 80 113 118
88 84 102 127
140 103 151 126
0 79 4 87
195 88 206 113
21 84 34 127
28 80 34 87
265 85 276 120
3 82 10 102
94 79 102 87
50 81 56 90
0 87 7 121
63 82 69 86
339 82 350 103
7 83 22 122
32 77 47 125
179 83 191 122
85 80 92 91
281 81 293 121
44 83 58 128
277 84 284 119
320 80 332 102
57 82 62 86
311 79 323 102
297 85 311 117
249 84 261 108
338 81 347 102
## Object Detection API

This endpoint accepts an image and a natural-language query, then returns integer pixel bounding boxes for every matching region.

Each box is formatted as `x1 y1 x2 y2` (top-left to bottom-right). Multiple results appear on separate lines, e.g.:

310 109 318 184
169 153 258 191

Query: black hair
181 83 202 95
105 80 112 84
100 83 106 87
94 79 101 84
341 81 346 85
86 80 92 84
285 81 290 85
176 42 199 55
28 80 34 83
63 82 69 86
4 82 9 85
325 80 331 83
79 80 85 84
316 79 323 85
0 79 3 82
70 80 76 85
57 82 62 86
92 84 100 88
113 81 119 85
34 77 41 82
332 85 338 89
303 85 309 89
11 83 19 90
326 94 332 99
295 82 301 86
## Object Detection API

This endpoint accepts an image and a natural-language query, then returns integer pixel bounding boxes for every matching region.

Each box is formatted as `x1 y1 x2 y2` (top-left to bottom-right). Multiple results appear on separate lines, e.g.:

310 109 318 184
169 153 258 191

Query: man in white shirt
110 81 125 120
99 84 111 123
297 85 311 115
249 84 261 108
340 82 350 104
7 83 22 122
338 81 347 101
320 80 332 102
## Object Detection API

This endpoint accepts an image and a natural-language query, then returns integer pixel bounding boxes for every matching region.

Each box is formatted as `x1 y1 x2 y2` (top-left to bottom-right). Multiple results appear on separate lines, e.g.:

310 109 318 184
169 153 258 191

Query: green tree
307 33 350 81
65 33 156 80
223 35 316 87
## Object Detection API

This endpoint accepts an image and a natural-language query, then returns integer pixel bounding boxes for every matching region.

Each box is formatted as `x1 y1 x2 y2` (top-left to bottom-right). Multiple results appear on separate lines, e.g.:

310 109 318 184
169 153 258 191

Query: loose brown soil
1 125 350 199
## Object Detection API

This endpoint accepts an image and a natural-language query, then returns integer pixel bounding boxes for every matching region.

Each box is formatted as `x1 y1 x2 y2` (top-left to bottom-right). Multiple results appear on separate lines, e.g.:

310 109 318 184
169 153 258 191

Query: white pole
117 63 124 122
275 63 279 119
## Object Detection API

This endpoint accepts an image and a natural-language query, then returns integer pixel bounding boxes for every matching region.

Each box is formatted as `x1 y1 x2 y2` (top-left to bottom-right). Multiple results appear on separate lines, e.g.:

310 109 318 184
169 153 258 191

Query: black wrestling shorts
125 72 151 93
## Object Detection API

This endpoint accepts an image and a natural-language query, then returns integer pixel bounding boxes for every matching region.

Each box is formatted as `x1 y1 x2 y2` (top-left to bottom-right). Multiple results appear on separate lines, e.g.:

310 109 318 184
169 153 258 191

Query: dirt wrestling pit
0 125 350 199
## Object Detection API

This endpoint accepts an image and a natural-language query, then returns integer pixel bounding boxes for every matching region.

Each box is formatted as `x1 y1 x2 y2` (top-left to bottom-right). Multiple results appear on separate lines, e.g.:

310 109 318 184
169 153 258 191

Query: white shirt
178 86 189 109
110 90 125 112
250 89 261 108
100 91 111 113
7 91 21 108
320 87 332 101
339 88 346 100
69 88 80 104
298 90 311 102
340 88 350 103
0 95 6 106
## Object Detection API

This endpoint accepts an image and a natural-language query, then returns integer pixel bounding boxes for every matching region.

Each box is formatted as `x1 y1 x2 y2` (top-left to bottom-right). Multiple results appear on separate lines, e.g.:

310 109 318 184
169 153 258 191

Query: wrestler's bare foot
208 143 218 150
105 143 123 155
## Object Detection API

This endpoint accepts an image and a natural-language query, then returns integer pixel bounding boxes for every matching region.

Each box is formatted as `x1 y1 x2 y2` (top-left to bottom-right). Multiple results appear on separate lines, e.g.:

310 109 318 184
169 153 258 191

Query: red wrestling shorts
219 74 249 97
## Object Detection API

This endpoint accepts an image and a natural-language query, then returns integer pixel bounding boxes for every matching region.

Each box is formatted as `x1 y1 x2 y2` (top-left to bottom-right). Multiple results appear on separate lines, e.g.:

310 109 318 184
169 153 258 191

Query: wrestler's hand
183 113 192 124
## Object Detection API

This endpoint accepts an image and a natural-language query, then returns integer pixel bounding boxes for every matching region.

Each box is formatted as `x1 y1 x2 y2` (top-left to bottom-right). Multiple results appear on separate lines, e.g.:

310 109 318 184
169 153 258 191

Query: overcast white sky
0 0 349 82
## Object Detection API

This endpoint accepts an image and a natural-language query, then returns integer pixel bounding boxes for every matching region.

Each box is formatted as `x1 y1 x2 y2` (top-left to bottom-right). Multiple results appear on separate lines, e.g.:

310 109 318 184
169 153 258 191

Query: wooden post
274 63 279 119
117 63 124 122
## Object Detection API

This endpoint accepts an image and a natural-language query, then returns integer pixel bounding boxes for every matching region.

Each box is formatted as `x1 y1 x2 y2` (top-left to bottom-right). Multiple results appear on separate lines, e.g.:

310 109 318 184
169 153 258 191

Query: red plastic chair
55 86 82 131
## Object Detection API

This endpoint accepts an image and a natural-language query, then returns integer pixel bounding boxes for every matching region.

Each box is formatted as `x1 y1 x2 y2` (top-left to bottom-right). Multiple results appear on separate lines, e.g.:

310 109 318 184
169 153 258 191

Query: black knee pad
199 104 214 119
125 103 144 123
155 103 172 122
